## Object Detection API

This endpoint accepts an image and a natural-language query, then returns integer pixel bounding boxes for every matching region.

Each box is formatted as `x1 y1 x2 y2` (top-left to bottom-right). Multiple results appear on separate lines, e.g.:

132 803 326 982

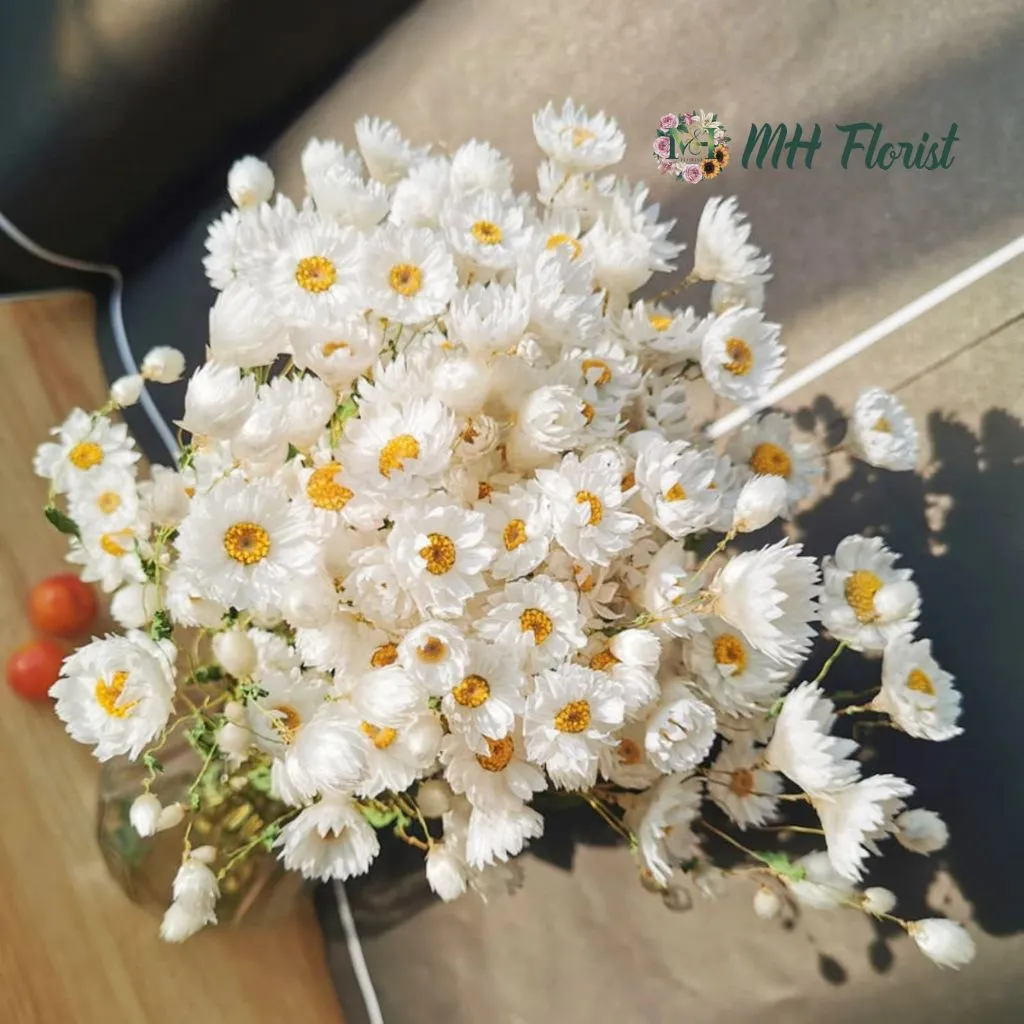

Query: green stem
812 640 849 686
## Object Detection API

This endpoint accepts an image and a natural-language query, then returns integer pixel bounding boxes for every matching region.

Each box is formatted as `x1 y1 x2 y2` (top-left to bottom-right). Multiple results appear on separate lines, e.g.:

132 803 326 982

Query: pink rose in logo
658 113 679 131
656 158 675 175
653 136 672 158
681 163 704 184
682 113 695 126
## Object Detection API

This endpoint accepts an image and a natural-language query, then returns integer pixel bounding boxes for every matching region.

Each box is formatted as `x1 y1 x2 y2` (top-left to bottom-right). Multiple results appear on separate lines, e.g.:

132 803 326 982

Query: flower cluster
36 100 972 968
654 110 731 183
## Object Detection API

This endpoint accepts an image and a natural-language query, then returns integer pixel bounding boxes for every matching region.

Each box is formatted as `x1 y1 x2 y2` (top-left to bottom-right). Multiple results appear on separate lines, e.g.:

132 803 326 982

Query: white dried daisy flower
707 737 782 830
227 155 274 209
693 196 771 286
847 387 918 471
874 636 962 741
909 919 976 969
276 794 380 881
533 99 626 172
894 808 949 854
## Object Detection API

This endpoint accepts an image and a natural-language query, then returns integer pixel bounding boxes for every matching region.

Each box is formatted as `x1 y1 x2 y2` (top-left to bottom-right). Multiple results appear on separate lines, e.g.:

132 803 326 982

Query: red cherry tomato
28 573 98 637
6 638 67 701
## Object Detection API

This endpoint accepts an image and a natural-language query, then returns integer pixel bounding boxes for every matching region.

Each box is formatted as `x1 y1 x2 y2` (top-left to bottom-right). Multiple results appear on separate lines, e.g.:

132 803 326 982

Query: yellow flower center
378 434 420 478
100 531 131 557
724 338 754 376
616 738 642 765
271 704 302 743
476 735 515 772
223 522 271 565
749 442 792 478
419 533 456 575
872 416 892 433
389 262 423 296
575 490 603 526
417 636 447 663
306 463 352 511
477 481 493 500
546 233 582 260
664 482 687 502
906 668 935 696
321 340 350 358
370 643 399 668
648 314 672 332
844 570 883 622
570 126 596 148
729 768 756 798
713 633 748 673
95 671 136 718
621 471 636 492
452 674 490 708
295 255 337 293
580 401 595 425
581 358 612 386
470 220 503 245
520 608 553 646
589 648 620 672
503 519 528 551
360 721 398 750
97 491 122 514
461 420 479 444
554 699 591 733
69 441 104 470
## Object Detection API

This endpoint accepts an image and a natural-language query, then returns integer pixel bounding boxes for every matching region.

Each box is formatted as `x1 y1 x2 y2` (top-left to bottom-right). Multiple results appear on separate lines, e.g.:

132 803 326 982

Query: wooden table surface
0 292 343 1024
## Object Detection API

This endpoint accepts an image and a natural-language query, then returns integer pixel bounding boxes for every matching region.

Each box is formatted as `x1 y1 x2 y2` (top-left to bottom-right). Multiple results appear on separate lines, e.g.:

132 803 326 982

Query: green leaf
756 851 807 882
286 444 301 461
143 753 164 775
246 765 273 794
193 664 224 684
360 804 400 829
335 396 359 424
260 822 282 850
44 505 80 539
189 791 201 812
767 698 785 719
177 445 195 471
149 608 173 642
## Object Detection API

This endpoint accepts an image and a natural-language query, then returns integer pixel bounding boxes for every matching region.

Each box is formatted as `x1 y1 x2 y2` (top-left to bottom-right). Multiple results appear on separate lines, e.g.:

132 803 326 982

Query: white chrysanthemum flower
388 156 452 228
340 396 456 500
727 412 823 518
764 682 861 797
355 709 441 798
301 137 365 183
388 503 495 618
276 794 380 881
441 641 525 751
644 681 716 774
481 484 552 581
524 663 625 788
290 454 362 539
51 633 176 761
533 99 626 172
343 542 420 631
874 637 962 741
638 539 705 640
604 179 683 276
505 384 590 472
306 162 390 230
639 372 694 443
160 855 220 943
441 190 527 274
536 450 642 566
477 575 587 673
178 363 257 440
544 550 622 625
894 808 949 854
204 208 243 289
784 850 855 910
34 408 139 495
262 215 364 326
243 667 327 758
110 580 160 630
598 721 661 790
563 337 641 417
820 534 920 652
685 618 790 717
163 568 226 628
524 207 587 270
441 726 546 812
847 387 918 471
450 139 514 196
707 737 783 830
360 224 457 323
619 301 707 363
693 196 772 286
536 160 615 228
174 475 321 616
700 307 784 403
208 281 286 367
67 466 141 535
909 919 976 970
290 316 383 389
465 802 544 871
277 701 368 801
625 773 703 887
630 432 720 538
516 245 602 349
392 622 466 698
709 539 820 666
813 773 914 881
138 464 191 527
355 116 429 184
447 282 529 360
586 628 662 719
732 474 788 534
228 155 274 208
585 218 655 295
66 525 146 593
257 374 336 452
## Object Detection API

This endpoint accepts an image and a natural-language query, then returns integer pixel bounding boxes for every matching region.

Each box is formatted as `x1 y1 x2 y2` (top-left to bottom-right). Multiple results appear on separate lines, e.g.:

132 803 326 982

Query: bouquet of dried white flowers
35 100 972 969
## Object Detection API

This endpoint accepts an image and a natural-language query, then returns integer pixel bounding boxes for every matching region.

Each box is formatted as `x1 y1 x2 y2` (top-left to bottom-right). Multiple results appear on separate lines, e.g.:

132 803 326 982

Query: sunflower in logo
701 157 721 180
713 144 730 169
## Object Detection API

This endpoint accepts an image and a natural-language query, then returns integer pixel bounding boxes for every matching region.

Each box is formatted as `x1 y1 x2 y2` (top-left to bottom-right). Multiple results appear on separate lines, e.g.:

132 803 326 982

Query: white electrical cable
706 232 1024 440
0 210 180 459
0 208 386 1022
333 880 386 1024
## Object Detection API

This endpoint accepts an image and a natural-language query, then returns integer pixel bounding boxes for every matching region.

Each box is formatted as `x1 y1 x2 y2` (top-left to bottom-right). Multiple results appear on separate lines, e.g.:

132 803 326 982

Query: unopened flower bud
111 374 144 408
156 802 186 832
141 346 186 384
130 793 162 837
862 887 897 915
733 474 788 533
282 577 337 629
753 885 782 920
416 780 454 819
212 629 257 678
